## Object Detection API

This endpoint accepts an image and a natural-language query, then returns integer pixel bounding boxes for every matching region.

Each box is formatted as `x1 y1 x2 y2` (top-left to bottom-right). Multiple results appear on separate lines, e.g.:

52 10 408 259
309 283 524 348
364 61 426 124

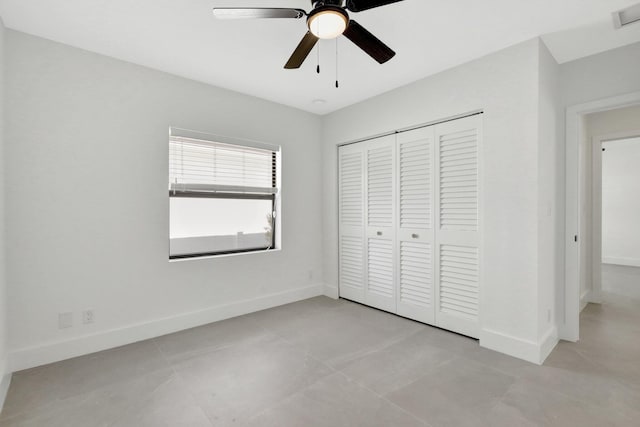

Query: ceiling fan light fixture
308 7 349 39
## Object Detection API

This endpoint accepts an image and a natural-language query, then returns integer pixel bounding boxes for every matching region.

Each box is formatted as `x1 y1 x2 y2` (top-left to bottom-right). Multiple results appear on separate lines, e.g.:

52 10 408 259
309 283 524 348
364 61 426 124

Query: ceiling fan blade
284 31 319 69
213 8 306 19
343 20 395 64
346 0 404 13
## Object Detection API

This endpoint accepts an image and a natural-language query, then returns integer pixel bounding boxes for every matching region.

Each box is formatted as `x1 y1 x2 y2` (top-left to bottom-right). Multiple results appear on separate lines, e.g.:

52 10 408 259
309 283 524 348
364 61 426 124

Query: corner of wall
538 325 559 364
480 325 558 365
479 38 561 365
323 283 339 299
0 12 13 413
536 36 562 350
0 361 11 415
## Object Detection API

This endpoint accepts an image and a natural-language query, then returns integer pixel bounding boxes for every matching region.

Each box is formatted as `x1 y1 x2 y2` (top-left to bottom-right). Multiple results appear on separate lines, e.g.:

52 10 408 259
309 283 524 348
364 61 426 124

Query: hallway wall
601 136 640 266
576 106 640 304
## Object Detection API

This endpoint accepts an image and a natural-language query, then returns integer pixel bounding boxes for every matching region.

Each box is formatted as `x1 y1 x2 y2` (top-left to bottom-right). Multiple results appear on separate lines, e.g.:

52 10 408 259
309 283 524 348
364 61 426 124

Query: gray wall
561 41 640 107
5 30 323 369
0 15 8 393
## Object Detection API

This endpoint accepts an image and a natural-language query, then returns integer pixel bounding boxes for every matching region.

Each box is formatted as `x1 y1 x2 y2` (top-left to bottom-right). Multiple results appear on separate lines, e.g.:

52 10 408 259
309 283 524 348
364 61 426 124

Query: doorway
564 95 640 341
592 133 640 301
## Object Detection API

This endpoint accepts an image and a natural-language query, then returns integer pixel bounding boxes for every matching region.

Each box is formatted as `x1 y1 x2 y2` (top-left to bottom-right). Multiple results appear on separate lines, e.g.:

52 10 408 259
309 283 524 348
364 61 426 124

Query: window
169 128 280 259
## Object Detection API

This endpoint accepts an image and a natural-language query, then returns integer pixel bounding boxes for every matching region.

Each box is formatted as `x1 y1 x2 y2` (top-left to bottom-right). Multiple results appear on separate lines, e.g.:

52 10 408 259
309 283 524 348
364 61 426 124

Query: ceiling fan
213 0 405 69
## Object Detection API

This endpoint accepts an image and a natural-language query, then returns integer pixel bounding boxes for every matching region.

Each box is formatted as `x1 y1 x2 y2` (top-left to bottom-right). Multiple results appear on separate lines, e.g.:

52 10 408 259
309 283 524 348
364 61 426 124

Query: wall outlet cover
82 310 95 324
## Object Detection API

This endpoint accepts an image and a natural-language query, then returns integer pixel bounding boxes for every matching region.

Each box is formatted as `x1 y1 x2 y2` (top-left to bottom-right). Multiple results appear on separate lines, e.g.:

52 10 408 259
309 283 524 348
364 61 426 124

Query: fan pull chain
317 41 320 74
335 38 339 88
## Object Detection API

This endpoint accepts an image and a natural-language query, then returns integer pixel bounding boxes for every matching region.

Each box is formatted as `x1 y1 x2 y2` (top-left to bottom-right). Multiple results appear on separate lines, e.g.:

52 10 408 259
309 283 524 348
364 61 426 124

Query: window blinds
169 135 278 195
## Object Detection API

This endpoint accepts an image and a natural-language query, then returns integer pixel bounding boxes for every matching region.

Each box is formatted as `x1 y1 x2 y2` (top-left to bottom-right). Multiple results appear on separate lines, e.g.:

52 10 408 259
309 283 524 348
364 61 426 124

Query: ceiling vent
613 3 640 28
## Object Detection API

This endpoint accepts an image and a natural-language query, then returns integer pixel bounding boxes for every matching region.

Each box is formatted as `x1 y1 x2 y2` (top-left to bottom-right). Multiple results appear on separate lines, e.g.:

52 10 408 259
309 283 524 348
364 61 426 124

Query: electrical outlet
58 312 73 329
82 309 95 324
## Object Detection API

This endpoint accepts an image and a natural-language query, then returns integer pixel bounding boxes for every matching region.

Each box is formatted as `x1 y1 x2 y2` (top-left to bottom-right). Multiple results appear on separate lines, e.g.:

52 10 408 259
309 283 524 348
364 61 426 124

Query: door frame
591 130 640 305
563 91 640 342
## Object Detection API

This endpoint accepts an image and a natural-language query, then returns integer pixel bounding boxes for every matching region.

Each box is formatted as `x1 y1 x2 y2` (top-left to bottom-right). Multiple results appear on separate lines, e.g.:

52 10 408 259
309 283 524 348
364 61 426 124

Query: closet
338 114 481 338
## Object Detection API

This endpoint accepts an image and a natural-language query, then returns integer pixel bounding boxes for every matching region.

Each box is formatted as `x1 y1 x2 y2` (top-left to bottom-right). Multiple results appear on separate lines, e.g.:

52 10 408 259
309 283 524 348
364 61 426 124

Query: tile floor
602 263 640 300
1 276 639 426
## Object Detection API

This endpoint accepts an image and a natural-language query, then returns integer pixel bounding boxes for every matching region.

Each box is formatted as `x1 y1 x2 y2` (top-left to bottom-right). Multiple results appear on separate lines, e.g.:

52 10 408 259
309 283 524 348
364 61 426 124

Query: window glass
170 198 274 257
169 131 279 259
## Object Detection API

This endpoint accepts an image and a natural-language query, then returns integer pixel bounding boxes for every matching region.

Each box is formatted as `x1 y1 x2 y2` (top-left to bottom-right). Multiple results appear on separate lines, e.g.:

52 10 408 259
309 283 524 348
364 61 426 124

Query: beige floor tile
339 329 452 395
254 299 424 368
154 313 269 363
386 357 516 426
0 369 211 427
171 333 333 425
601 264 640 300
1 339 168 420
3 272 639 427
501 379 639 427
247 373 426 427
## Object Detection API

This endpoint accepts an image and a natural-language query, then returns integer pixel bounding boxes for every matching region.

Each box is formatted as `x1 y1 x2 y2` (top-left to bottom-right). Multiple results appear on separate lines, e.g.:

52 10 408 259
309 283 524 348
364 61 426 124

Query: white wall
578 114 593 304
0 14 11 409
558 41 640 328
4 28 636 372
601 137 640 266
323 38 556 363
576 105 640 301
587 105 640 136
561 41 640 108
587 105 640 267
5 30 324 370
537 41 561 350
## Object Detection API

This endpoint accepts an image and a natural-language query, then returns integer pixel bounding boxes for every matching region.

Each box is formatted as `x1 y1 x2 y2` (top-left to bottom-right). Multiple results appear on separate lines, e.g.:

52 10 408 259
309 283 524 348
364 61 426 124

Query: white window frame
168 127 281 260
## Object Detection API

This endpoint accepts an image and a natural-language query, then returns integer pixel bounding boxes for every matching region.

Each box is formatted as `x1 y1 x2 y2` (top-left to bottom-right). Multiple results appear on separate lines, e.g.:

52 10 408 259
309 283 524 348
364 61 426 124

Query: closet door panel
439 243 479 319
339 144 365 303
435 115 481 338
365 135 396 312
339 114 482 338
396 127 435 324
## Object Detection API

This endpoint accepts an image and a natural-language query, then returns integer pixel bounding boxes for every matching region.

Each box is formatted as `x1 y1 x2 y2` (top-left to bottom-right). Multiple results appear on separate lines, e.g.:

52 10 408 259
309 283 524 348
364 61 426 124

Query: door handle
376 231 383 236
411 233 419 239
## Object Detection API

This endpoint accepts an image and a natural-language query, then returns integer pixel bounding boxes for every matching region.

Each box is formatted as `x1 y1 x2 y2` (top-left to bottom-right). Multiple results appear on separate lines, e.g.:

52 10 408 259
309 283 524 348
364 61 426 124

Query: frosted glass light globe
308 10 348 39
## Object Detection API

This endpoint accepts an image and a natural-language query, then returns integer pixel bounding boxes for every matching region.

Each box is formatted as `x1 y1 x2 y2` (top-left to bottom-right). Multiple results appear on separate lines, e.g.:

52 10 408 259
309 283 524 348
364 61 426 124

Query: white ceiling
1 0 640 115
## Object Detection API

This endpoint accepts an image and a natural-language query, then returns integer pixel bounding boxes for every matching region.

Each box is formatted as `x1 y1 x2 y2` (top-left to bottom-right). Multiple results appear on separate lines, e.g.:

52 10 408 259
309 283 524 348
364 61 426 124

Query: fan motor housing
307 5 349 22
311 0 344 7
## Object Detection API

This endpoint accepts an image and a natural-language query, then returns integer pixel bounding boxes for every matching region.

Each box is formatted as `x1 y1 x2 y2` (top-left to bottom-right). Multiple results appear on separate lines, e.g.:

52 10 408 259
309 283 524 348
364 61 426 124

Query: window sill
168 248 281 263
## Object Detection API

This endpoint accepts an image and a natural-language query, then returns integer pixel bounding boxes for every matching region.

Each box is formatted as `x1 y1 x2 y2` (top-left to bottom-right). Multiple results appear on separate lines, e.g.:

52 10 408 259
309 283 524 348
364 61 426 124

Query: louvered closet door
396 127 436 324
364 135 396 313
435 115 481 338
339 144 366 304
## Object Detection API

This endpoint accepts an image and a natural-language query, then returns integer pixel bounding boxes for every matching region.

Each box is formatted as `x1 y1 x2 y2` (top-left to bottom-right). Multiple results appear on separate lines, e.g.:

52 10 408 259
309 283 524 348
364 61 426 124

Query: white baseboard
602 257 640 268
323 284 339 299
580 289 592 312
538 326 559 364
480 326 558 365
9 284 325 372
0 360 11 414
